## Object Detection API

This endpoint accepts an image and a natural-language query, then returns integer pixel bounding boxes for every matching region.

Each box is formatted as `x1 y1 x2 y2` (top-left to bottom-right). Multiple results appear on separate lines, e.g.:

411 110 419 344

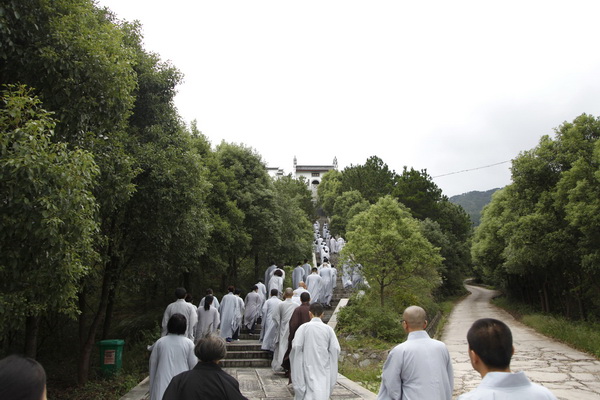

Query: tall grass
494 297 600 359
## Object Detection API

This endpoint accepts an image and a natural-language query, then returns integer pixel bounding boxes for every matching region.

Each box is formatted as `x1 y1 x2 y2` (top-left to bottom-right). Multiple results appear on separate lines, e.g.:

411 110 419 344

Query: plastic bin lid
98 339 125 346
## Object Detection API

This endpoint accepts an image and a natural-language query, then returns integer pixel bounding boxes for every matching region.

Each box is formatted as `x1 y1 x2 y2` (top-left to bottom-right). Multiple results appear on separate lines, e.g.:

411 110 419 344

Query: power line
432 160 511 178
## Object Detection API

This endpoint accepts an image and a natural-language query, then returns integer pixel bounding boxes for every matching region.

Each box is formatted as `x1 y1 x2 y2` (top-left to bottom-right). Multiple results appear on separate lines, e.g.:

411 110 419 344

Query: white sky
96 0 600 196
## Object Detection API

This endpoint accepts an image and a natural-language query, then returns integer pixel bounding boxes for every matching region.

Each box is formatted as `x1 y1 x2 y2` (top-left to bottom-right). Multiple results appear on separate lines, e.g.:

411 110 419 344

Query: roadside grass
493 297 600 359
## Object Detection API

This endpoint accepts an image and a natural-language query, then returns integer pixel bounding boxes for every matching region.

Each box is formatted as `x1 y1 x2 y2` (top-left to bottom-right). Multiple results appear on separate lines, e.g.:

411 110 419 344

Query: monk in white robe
260 289 282 351
150 314 197 400
256 280 267 302
161 287 198 342
301 259 311 278
219 287 244 341
195 295 220 341
292 263 306 290
198 289 220 310
243 285 262 335
264 262 277 291
319 262 337 307
305 268 323 304
292 282 309 305
269 269 284 298
291 303 340 400
271 288 299 372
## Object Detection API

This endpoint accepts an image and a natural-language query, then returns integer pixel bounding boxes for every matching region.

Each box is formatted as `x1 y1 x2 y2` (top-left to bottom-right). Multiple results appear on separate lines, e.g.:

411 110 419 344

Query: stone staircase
223 256 352 368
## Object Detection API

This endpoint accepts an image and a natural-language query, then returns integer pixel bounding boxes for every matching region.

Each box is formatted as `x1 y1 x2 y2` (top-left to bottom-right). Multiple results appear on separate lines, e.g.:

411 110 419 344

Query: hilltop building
293 156 338 198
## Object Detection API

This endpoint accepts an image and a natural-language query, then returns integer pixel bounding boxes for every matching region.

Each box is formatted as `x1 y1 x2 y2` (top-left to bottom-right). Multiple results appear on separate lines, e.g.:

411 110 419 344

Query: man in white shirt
292 262 306 290
305 268 323 304
161 287 198 342
458 318 557 400
377 306 453 400
290 302 340 400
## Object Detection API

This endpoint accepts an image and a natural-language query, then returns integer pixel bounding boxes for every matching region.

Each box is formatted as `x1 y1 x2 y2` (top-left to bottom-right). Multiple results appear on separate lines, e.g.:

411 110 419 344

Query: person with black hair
0 355 47 400
162 336 248 400
149 313 197 400
458 318 557 399
219 285 243 342
290 302 340 400
260 288 282 352
199 288 220 310
161 287 198 341
195 295 220 341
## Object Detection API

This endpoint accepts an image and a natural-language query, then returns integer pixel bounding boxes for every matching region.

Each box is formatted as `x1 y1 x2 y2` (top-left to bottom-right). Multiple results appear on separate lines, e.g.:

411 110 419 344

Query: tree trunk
380 281 385 307
77 260 115 385
254 253 259 281
183 271 191 292
102 285 117 340
24 315 40 358
78 286 88 350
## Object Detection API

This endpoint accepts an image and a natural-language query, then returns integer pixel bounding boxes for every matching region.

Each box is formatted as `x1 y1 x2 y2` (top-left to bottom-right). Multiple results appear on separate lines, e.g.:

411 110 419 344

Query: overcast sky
96 0 600 197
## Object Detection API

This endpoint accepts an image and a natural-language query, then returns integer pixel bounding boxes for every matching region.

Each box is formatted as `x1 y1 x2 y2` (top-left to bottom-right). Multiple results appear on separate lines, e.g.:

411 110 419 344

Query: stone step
220 358 272 368
225 350 271 360
225 342 262 352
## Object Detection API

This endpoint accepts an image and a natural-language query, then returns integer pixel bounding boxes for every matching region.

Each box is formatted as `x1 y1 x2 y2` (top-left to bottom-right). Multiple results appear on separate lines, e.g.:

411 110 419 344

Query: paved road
442 284 600 399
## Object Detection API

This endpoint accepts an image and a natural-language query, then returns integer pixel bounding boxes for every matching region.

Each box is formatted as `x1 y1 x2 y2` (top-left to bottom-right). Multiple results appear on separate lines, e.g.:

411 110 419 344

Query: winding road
442 284 600 399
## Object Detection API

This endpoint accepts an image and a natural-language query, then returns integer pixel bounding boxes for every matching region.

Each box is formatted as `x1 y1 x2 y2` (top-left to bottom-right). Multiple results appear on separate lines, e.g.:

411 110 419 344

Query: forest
2 1 600 398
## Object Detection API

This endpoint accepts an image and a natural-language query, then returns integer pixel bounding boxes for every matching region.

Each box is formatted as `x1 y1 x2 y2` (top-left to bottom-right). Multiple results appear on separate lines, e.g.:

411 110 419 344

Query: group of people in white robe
313 220 346 263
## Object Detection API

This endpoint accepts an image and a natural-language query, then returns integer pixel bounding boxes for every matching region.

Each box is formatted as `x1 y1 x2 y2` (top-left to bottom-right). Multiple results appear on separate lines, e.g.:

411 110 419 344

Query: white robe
219 293 244 339
319 265 337 306
265 264 277 290
161 299 198 341
457 371 557 400
269 275 284 298
149 334 197 400
256 281 267 302
292 288 310 305
292 266 306 290
195 305 220 341
291 317 340 400
305 273 323 304
198 295 219 310
271 298 299 371
260 296 282 351
302 263 312 278
377 330 453 400
243 291 263 329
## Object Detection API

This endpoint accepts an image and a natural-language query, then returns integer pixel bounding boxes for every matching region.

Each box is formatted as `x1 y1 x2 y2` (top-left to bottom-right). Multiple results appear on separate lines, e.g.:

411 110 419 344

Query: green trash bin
98 339 124 376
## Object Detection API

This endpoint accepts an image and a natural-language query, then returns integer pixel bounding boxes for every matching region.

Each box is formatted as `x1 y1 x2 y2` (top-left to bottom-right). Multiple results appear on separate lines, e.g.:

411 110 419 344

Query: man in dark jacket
162 335 248 400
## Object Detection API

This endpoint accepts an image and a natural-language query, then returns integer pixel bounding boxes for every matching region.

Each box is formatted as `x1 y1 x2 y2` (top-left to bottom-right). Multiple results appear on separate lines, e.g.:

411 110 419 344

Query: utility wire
432 160 511 178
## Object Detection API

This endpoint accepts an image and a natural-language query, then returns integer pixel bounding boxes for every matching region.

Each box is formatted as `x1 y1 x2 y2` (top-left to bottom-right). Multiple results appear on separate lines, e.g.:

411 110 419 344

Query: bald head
283 287 294 298
403 306 427 332
298 281 306 289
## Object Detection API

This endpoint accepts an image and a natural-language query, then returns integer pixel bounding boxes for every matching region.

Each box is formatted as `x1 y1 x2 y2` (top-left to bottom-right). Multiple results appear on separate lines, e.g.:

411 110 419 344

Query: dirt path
441 284 600 399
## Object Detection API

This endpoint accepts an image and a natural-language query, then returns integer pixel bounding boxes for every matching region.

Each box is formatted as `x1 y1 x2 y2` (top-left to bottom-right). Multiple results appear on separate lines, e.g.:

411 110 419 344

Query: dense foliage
318 156 473 297
472 114 600 321
0 0 315 387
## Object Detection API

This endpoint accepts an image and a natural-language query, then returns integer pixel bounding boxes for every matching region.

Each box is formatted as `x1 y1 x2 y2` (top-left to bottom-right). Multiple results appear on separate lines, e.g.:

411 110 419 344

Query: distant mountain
449 188 501 227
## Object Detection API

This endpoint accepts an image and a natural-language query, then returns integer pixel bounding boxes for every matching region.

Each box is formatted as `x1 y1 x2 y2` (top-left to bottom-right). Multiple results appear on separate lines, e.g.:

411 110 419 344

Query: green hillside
449 188 501 226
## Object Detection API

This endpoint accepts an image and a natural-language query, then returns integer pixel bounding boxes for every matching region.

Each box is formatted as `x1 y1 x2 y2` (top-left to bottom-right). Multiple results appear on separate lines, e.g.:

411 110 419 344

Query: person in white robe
329 237 337 254
342 263 353 288
352 264 365 288
377 306 453 400
195 295 220 341
149 314 197 400
271 288 299 372
198 288 220 310
269 269 284 299
305 268 323 304
219 286 244 342
264 262 277 291
161 287 198 342
301 259 311 278
243 285 262 335
292 263 306 290
256 279 267 302
290 303 340 400
292 282 310 305
260 289 282 352
319 262 337 307
457 318 557 400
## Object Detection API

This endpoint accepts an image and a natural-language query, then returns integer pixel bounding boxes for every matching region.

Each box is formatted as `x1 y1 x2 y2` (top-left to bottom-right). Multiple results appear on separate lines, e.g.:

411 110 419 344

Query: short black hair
274 269 283 277
0 355 46 400
309 302 324 317
167 313 187 335
234 288 241 295
204 295 213 311
270 288 278 296
175 287 187 299
300 292 310 303
251 285 258 291
467 318 513 369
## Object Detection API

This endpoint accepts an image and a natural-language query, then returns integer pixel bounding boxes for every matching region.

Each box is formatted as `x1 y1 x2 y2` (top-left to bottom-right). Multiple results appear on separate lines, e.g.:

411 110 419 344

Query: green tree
329 190 370 237
0 85 98 358
393 167 443 220
340 156 396 204
317 169 342 215
342 196 443 307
